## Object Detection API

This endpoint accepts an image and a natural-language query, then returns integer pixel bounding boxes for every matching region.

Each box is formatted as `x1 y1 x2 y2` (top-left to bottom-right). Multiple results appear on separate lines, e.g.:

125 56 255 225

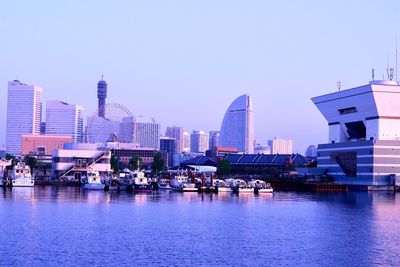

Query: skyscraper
220 94 254 153
165 126 184 153
160 137 176 167
190 130 209 153
134 119 161 149
182 131 190 153
209 130 220 149
6 80 43 156
268 138 293 154
97 76 107 118
46 100 84 143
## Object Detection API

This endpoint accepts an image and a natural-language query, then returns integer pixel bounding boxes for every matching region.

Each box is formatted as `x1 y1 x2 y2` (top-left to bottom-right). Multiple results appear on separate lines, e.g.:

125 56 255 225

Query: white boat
157 178 172 190
10 162 35 187
0 159 12 187
231 179 253 194
171 175 198 192
131 169 152 192
81 171 105 190
213 179 232 193
250 180 274 194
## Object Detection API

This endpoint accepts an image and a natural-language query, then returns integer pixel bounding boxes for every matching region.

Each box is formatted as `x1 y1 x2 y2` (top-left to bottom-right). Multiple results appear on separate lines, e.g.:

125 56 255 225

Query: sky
1 0 400 153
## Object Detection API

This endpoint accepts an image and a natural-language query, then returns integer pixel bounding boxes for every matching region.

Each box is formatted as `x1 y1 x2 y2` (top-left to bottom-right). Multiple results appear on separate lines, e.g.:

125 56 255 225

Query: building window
338 107 358 115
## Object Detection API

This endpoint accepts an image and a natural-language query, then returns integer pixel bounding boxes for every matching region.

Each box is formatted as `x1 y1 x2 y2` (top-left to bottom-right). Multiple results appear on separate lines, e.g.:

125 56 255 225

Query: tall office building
220 94 254 153
97 76 107 118
190 130 209 153
135 120 161 149
160 137 176 167
268 138 293 154
182 131 190 153
6 80 43 156
209 130 220 149
165 126 184 153
46 100 84 143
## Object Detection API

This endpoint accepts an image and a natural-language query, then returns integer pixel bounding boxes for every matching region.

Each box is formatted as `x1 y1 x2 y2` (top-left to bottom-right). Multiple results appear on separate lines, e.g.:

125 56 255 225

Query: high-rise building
209 130 220 149
190 130 209 153
254 144 271 154
97 76 107 118
87 116 121 144
135 120 161 149
220 94 254 154
183 131 190 153
268 138 293 154
6 80 43 156
46 100 84 143
165 126 184 153
160 137 176 167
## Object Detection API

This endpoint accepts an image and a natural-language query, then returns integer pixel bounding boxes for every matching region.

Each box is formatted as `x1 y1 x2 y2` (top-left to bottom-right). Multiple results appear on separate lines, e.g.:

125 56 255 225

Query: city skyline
1 1 400 152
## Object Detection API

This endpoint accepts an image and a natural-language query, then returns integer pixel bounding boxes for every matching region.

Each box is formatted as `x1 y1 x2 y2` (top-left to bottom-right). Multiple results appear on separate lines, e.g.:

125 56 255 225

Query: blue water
0 187 399 267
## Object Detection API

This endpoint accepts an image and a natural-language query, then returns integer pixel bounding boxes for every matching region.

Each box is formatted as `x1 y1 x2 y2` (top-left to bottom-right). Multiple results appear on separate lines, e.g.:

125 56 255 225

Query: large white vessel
214 179 232 193
10 162 35 187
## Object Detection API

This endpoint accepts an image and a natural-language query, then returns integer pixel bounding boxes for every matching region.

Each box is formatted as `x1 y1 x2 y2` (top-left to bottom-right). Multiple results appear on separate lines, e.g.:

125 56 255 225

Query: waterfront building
312 79 400 189
97 77 107 118
268 138 293 154
46 100 84 143
160 137 176 167
52 148 111 180
209 130 220 149
120 117 135 143
183 131 191 153
205 146 238 157
165 126 184 153
6 80 42 156
134 119 161 150
190 130 209 153
87 116 121 144
255 144 271 154
21 134 71 156
109 143 164 168
220 94 254 154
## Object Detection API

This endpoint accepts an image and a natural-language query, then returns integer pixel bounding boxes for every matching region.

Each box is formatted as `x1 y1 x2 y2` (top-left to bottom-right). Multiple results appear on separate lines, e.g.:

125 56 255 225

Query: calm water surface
0 186 399 266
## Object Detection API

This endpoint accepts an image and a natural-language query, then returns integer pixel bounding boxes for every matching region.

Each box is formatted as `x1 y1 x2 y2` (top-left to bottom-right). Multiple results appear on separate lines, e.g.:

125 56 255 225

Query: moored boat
250 180 274 194
231 179 253 194
132 169 152 192
157 178 172 190
214 179 232 193
10 162 35 187
0 159 12 187
81 171 105 190
171 175 198 192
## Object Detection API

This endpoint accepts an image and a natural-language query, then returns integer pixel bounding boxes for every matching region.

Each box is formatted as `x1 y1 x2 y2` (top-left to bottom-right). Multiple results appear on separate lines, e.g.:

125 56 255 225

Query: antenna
372 68 375 81
101 74 104 81
337 81 341 91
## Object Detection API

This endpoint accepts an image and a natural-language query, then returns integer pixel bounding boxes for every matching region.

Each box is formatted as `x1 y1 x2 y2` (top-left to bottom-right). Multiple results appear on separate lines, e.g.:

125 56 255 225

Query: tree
217 158 231 176
24 155 38 175
110 155 120 173
129 156 143 171
151 152 165 173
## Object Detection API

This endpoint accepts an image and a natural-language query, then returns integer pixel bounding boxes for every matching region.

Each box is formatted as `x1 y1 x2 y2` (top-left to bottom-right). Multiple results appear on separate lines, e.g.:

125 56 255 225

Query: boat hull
12 179 35 187
83 183 105 190
133 184 153 192
256 188 274 194
216 187 232 193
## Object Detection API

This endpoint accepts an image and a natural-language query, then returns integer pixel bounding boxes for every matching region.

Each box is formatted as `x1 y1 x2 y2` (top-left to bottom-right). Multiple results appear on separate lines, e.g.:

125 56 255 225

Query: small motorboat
157 178 172 190
81 171 105 190
250 180 274 194
231 179 253 194
10 162 35 187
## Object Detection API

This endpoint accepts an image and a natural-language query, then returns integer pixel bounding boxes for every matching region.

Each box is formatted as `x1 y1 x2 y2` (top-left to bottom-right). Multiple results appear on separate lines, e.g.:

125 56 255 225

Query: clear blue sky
1 0 399 152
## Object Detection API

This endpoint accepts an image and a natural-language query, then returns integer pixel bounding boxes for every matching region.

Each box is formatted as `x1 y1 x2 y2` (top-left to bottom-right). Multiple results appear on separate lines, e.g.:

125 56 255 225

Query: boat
0 159 12 187
231 179 253 194
171 175 198 192
131 169 152 192
9 162 35 187
250 180 274 194
81 171 105 190
213 179 232 193
157 178 172 190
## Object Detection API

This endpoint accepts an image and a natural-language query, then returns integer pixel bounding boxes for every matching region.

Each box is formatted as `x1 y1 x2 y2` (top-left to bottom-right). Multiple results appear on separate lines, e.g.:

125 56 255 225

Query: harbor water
0 187 399 266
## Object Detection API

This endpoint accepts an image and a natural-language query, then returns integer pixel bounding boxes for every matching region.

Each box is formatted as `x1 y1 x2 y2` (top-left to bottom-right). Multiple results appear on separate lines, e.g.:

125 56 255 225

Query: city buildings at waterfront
134 119 161 150
220 94 254 154
6 80 43 156
182 131 190 153
268 138 293 154
21 134 72 156
165 126 184 153
254 144 271 154
190 130 209 153
209 130 220 149
160 136 176 167
312 79 400 189
46 100 84 143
